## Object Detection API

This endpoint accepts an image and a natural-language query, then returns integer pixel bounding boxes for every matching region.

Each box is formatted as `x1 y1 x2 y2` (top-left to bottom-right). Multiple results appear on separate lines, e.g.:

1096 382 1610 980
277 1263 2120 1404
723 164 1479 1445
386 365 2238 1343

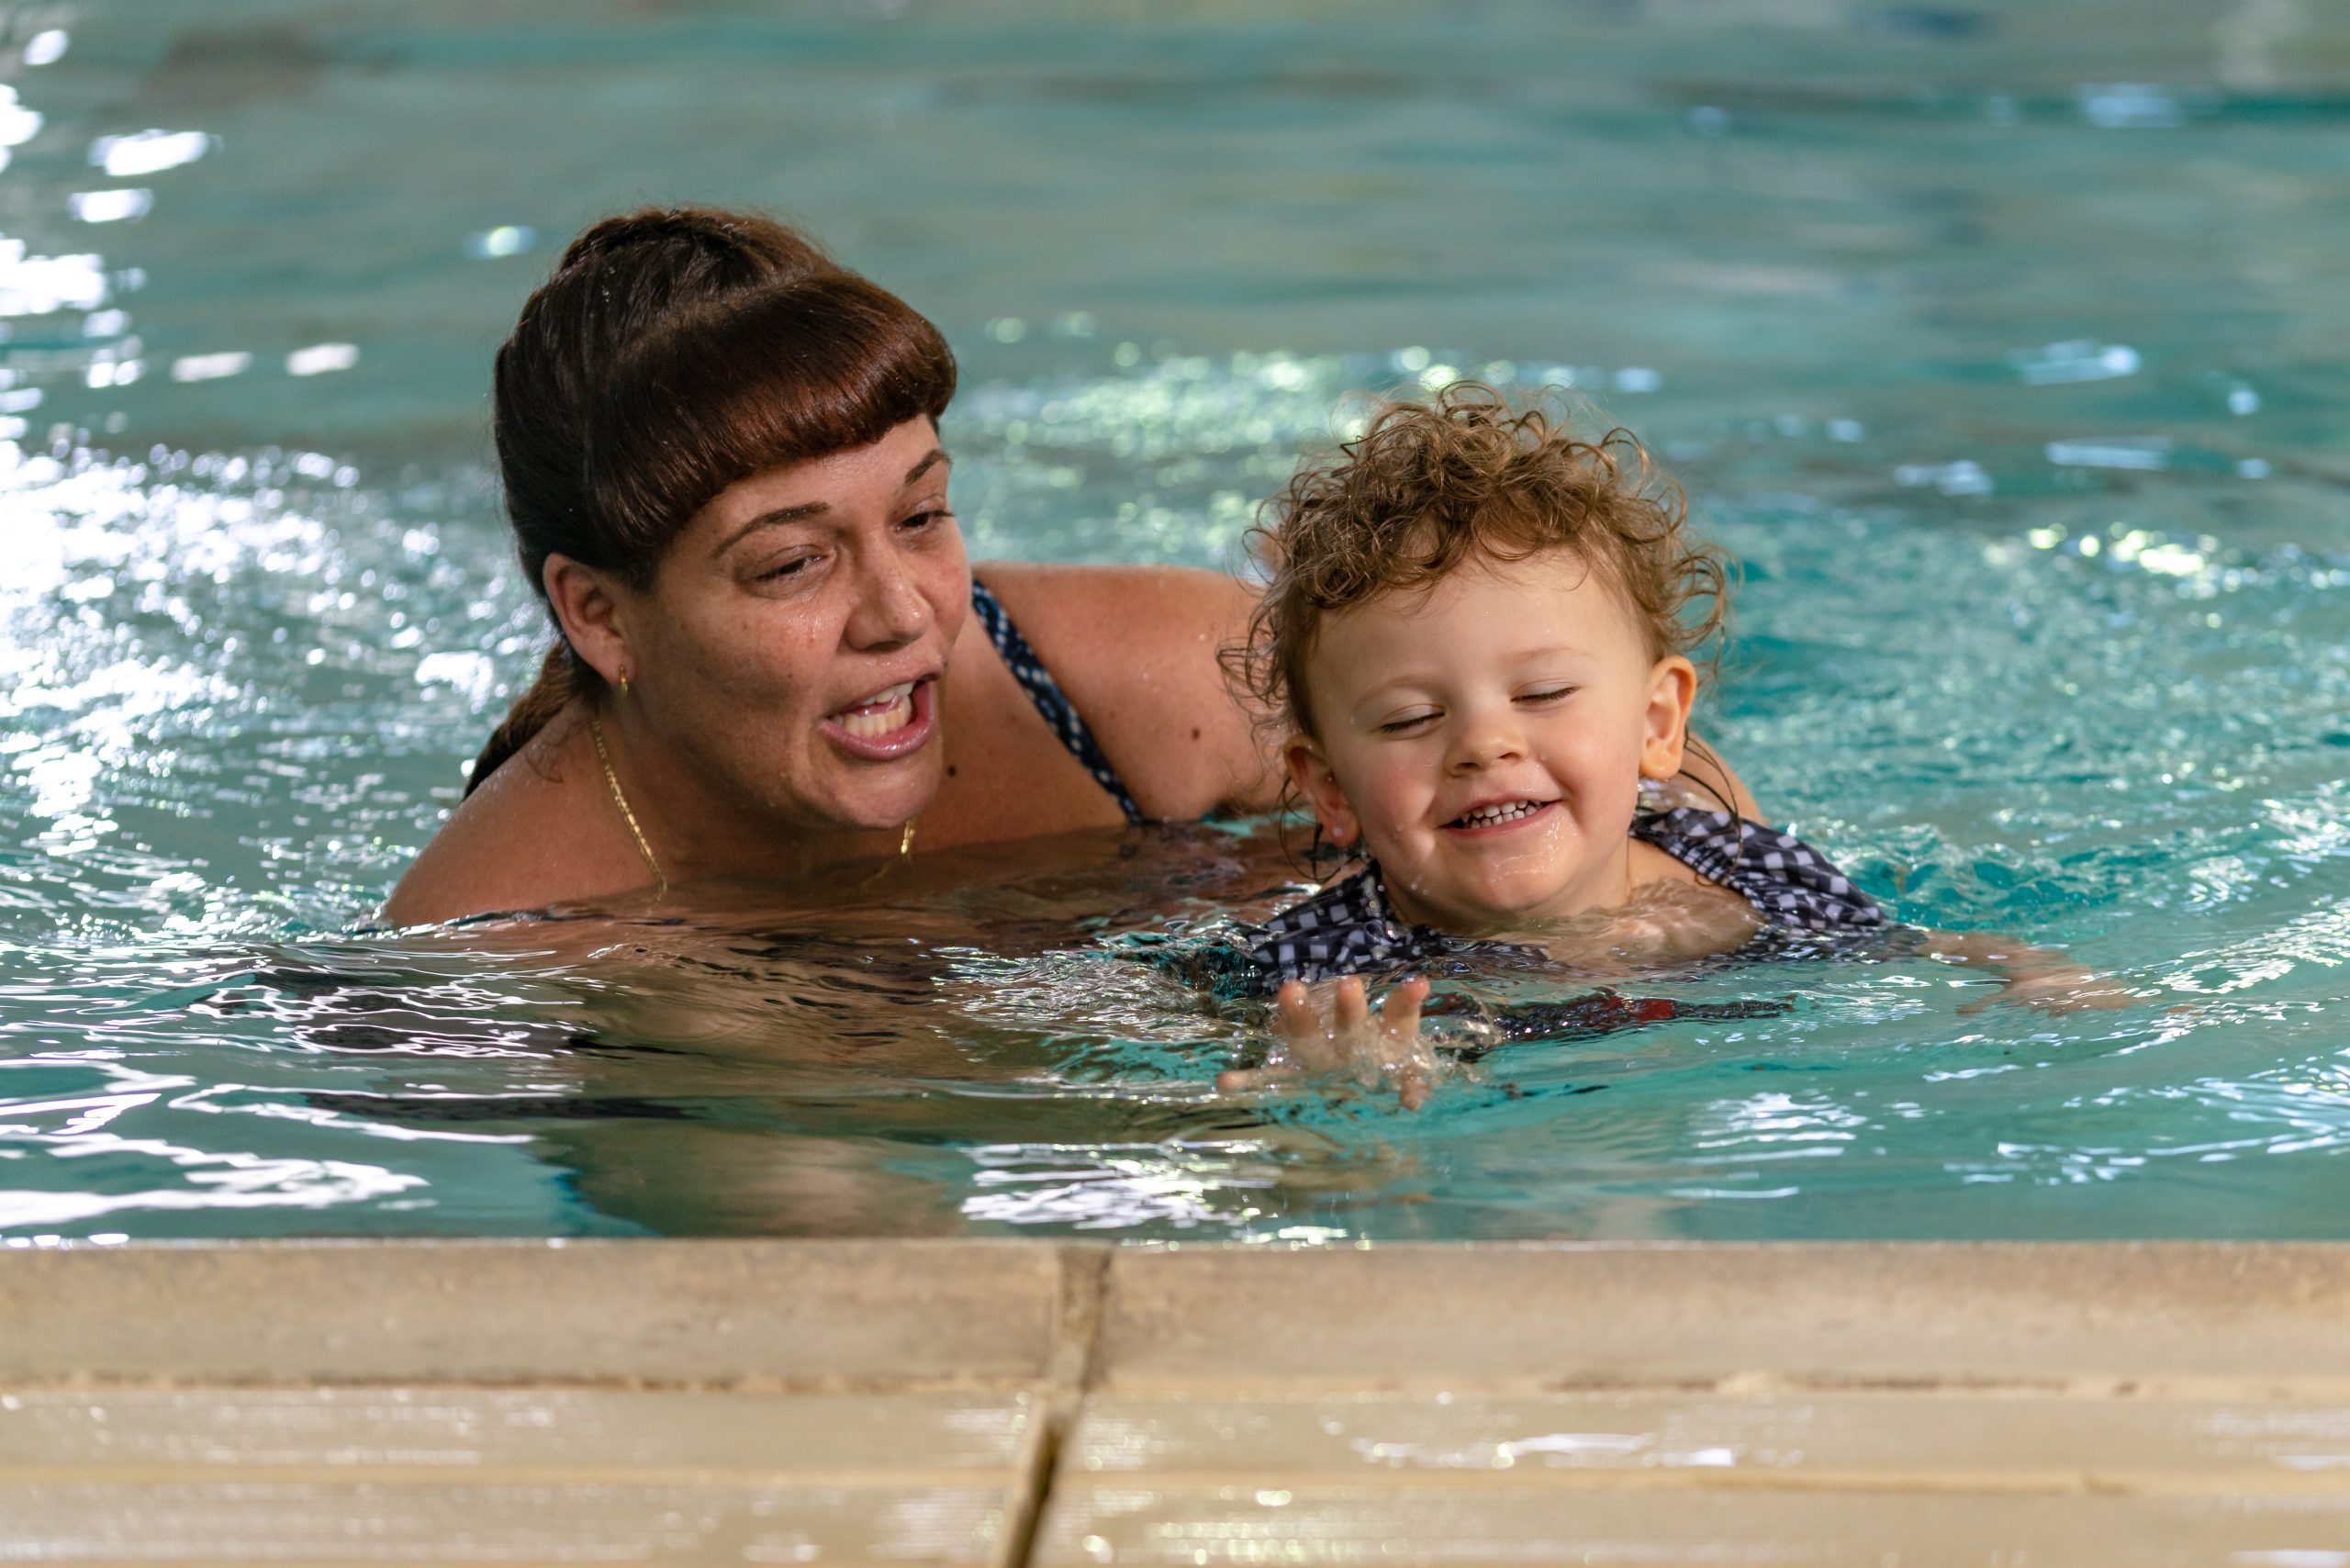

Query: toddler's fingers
1393 1053 1434 1111
1273 980 1316 1040
1381 975 1430 1040
1216 1064 1292 1095
1333 975 1370 1034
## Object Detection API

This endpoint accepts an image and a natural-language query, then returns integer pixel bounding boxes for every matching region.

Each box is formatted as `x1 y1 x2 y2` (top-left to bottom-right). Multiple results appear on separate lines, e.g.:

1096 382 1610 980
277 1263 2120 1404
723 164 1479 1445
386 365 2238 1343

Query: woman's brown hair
467 207 958 793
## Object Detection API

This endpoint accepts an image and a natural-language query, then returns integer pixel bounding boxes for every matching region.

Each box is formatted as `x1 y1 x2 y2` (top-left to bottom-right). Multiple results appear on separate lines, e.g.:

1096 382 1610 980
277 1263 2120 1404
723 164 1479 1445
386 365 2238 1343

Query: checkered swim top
1227 807 1886 996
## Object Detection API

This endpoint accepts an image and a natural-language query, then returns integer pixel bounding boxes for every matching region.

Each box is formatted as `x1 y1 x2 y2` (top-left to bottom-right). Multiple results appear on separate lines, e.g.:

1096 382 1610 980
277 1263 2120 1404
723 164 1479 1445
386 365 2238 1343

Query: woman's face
622 418 969 835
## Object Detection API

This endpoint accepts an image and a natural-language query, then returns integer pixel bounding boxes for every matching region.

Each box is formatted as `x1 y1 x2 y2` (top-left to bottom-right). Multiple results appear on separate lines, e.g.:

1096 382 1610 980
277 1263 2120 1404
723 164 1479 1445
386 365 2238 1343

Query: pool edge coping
6 1238 2350 1392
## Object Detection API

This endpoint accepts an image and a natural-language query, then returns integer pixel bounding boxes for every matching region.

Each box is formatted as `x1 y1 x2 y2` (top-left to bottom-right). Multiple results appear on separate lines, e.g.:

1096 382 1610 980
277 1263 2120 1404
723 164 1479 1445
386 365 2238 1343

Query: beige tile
1035 1485 2350 1566
0 1241 1070 1386
0 1388 1033 1482
1098 1243 2350 1390
1060 1390 2350 1491
17 1241 2350 1567
0 1480 1013 1565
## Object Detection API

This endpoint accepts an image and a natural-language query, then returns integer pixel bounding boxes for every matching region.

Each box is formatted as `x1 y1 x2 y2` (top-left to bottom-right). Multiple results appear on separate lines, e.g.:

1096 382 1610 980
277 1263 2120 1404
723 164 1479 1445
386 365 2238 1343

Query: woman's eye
756 554 820 582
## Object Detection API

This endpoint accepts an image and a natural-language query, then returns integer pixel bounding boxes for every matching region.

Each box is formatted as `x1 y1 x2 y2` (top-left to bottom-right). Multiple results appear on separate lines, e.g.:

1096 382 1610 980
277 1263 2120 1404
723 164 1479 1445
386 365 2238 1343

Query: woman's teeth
1455 799 1544 828
837 682 915 738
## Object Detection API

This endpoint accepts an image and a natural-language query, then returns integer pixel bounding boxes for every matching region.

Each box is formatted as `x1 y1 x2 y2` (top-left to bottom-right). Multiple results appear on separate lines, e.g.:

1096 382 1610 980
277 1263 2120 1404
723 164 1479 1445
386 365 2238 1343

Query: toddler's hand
1930 932 2137 1014
1217 975 1439 1111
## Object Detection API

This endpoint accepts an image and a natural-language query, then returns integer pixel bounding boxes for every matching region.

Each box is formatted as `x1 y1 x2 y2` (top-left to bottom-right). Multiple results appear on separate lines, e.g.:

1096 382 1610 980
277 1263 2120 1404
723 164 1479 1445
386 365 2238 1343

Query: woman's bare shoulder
380 710 650 926
973 562 1278 816
977 561 1252 642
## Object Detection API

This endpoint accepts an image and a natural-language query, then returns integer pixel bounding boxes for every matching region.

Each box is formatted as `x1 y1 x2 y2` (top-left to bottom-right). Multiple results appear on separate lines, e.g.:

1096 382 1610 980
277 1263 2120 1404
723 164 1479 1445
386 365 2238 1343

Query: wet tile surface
0 1387 1035 1479
1095 1242 2350 1389
1047 1247 2350 1563
1 1388 1039 1565
1035 1488 2350 1567
13 1241 2350 1564
1038 1391 2350 1563
0 1240 1067 1384
0 1479 1017 1564
1058 1390 2350 1488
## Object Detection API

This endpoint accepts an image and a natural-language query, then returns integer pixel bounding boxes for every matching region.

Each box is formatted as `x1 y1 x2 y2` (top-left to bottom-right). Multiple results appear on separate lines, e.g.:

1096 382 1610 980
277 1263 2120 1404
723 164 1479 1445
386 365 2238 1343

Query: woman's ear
1639 655 1698 779
542 554 634 685
1283 734 1360 848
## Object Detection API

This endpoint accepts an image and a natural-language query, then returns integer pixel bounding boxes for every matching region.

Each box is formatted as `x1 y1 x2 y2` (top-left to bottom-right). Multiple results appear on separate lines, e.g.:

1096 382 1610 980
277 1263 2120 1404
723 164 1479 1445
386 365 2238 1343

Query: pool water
2 0 2346 1240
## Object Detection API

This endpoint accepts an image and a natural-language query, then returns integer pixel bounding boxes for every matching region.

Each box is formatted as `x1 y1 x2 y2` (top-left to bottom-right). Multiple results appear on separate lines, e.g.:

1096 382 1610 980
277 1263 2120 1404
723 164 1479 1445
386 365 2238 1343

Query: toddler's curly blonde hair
1230 381 1730 741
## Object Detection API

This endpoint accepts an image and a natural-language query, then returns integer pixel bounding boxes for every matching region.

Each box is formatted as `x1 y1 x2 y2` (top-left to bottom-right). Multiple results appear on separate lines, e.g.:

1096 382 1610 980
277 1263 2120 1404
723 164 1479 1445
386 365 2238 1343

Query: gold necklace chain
588 710 667 893
589 709 918 890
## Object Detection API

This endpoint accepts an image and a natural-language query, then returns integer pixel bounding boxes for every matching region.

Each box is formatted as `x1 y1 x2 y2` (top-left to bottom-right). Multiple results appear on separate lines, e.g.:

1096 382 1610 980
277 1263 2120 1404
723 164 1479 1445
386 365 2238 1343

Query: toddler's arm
1925 930 2134 1012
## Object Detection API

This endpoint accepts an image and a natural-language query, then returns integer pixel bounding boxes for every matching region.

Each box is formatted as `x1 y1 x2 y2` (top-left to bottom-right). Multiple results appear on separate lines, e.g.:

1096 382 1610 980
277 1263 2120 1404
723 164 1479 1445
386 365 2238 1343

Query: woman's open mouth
1442 798 1556 835
822 676 936 761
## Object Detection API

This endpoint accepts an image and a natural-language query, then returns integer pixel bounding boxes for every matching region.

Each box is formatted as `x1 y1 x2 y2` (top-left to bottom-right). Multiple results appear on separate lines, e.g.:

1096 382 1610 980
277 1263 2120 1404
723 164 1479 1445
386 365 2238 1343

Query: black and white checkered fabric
1228 863 1521 997
1631 807 1883 933
1228 809 1883 995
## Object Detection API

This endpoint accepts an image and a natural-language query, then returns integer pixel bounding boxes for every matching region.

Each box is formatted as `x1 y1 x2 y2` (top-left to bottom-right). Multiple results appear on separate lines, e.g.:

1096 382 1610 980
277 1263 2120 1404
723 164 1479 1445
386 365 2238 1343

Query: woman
386 207 1279 924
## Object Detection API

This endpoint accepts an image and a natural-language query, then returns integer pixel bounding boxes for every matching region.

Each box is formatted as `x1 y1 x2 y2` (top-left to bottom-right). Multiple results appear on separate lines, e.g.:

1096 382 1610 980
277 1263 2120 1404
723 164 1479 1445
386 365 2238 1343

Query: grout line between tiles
999 1244 1110 1568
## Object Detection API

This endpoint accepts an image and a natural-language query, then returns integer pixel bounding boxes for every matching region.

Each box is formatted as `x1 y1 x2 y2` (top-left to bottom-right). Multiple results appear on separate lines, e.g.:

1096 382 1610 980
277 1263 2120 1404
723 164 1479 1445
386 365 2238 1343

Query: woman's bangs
588 276 957 568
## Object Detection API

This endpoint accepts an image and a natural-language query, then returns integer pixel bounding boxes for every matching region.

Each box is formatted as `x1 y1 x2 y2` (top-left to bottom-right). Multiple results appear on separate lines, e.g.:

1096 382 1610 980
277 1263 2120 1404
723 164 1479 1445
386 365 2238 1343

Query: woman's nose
844 548 935 650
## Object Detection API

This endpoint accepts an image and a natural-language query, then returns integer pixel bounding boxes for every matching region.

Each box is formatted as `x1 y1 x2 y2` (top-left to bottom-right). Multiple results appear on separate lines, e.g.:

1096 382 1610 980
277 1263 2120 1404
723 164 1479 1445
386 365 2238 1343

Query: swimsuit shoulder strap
969 577 1145 822
1630 807 1884 931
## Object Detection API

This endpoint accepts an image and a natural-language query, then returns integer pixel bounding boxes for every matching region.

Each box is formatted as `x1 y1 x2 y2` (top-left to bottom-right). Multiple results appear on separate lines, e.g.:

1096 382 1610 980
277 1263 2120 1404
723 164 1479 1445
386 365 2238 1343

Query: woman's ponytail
465 644 585 797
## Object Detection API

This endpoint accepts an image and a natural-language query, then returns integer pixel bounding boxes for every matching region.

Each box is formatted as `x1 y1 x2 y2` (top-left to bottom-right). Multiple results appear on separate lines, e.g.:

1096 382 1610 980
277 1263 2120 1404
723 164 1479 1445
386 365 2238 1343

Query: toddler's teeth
1458 798 1544 827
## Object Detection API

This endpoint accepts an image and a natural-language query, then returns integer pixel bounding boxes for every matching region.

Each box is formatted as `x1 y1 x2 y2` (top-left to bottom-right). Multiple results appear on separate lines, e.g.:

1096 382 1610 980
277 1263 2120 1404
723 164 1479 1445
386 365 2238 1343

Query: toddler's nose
1447 711 1527 771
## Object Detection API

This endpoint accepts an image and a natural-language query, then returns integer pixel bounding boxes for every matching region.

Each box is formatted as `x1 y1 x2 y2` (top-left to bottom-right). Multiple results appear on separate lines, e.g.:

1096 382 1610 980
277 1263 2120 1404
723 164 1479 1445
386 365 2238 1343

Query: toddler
1215 384 2109 1105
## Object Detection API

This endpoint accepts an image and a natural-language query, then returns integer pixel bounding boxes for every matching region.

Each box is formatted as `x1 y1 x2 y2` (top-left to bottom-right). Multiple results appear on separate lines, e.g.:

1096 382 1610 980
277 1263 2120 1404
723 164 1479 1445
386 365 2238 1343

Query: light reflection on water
2 2 2348 1239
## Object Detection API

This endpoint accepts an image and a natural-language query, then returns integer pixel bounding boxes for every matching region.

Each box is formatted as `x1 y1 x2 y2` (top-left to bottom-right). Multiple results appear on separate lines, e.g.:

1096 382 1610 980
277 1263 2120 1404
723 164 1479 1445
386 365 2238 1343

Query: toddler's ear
1283 734 1360 848
1639 656 1698 779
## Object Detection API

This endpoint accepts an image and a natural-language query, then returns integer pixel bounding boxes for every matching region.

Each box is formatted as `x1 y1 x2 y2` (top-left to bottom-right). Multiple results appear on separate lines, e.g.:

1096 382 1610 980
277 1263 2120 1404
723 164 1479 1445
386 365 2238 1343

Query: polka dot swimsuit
970 579 1145 823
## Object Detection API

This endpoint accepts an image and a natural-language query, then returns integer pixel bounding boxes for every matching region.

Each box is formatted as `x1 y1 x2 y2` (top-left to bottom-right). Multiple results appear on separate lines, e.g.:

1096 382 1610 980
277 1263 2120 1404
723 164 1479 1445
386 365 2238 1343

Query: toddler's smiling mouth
1445 797 1556 833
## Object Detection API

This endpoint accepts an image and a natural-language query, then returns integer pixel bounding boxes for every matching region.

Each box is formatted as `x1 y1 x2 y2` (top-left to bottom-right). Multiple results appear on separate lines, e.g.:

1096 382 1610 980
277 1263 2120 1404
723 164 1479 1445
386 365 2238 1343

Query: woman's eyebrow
712 451 952 556
714 501 827 556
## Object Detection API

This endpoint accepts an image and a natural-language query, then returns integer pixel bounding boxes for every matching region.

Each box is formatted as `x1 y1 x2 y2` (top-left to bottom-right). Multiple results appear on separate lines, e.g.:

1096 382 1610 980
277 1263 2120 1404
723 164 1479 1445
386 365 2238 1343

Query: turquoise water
2 1 2346 1240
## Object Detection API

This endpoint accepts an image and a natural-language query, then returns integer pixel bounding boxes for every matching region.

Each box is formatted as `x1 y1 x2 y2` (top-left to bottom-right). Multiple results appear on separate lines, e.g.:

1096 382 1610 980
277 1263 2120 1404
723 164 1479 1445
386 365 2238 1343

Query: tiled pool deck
5 1241 2349 1563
